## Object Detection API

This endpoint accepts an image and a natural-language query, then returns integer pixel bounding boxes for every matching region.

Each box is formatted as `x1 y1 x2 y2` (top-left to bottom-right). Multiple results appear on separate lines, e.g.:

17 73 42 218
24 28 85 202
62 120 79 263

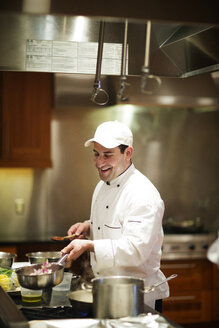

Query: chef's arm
61 238 94 261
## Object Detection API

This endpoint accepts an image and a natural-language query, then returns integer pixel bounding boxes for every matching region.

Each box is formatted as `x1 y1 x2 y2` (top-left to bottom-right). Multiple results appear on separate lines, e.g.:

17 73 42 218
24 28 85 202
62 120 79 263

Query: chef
61 120 169 311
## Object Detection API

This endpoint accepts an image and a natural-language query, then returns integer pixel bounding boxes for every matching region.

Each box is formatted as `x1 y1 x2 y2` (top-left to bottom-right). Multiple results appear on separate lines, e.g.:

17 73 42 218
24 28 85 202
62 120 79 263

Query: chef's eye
104 154 112 158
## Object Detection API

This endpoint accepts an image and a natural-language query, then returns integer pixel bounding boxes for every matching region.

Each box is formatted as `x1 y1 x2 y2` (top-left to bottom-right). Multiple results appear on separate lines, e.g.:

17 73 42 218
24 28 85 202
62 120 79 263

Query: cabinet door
213 264 219 321
161 259 212 323
161 259 212 291
0 72 52 168
163 290 212 323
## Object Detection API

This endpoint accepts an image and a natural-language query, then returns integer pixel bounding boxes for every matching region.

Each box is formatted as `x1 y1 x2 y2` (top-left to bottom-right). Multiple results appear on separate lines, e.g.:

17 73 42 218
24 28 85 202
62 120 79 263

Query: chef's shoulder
126 168 163 205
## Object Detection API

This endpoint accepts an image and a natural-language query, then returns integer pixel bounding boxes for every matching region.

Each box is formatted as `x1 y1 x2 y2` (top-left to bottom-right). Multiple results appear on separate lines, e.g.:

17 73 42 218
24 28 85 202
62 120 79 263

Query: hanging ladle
91 20 109 106
117 19 129 102
141 20 161 94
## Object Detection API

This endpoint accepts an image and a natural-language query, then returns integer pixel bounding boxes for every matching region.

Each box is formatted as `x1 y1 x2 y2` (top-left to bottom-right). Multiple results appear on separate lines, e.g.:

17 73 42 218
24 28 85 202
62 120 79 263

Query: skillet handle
81 281 93 292
57 253 68 266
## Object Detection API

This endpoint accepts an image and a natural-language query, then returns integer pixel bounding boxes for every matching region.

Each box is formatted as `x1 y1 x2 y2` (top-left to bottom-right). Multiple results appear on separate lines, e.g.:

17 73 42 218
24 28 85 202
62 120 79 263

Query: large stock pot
92 276 145 318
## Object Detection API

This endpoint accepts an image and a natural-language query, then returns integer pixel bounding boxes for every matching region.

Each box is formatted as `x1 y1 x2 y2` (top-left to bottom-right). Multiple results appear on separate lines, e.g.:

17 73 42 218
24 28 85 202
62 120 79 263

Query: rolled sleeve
93 239 115 272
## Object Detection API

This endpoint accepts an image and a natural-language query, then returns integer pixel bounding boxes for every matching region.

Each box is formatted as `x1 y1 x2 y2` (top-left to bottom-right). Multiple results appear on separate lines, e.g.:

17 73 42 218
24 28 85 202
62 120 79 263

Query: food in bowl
0 267 19 291
0 272 11 291
30 261 52 275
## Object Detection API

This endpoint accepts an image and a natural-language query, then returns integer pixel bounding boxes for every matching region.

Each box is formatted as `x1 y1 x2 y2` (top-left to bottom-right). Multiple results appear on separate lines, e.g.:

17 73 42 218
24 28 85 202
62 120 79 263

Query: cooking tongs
117 19 129 102
91 21 109 106
141 20 161 94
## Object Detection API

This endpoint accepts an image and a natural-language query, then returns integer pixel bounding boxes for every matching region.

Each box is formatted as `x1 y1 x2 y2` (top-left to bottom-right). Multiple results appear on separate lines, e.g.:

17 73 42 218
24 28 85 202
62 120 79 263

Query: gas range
162 233 217 260
20 305 90 320
12 289 92 320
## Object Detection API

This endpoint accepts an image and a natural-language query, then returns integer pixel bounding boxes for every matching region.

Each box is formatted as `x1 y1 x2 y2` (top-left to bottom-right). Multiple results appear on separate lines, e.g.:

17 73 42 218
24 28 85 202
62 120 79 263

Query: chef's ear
125 146 133 159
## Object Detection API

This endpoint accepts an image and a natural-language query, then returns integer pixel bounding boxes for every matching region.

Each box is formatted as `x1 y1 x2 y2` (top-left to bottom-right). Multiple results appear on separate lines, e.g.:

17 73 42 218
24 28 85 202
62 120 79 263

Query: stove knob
188 243 195 250
202 243 209 249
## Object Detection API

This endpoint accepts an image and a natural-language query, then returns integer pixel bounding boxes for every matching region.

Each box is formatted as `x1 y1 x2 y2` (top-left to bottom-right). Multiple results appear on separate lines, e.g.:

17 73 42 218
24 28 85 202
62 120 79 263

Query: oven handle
165 295 196 301
161 263 196 269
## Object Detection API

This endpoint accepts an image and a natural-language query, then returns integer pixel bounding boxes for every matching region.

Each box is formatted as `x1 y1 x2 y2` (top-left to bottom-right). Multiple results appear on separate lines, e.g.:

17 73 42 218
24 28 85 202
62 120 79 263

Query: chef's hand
68 221 90 239
61 239 94 261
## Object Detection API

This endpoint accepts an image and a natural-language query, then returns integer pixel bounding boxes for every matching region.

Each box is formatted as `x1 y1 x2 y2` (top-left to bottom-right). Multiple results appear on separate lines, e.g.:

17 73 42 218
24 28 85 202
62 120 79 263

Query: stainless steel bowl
15 263 64 290
0 251 16 268
26 251 62 264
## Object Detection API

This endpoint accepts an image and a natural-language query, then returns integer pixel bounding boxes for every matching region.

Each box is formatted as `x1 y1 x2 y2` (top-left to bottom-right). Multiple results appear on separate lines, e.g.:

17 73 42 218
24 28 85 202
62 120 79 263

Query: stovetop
162 233 217 260
20 305 91 320
11 290 93 321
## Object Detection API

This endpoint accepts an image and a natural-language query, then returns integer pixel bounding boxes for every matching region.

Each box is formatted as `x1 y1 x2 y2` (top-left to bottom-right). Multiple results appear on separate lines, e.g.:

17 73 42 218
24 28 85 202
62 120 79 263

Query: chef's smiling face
93 142 133 182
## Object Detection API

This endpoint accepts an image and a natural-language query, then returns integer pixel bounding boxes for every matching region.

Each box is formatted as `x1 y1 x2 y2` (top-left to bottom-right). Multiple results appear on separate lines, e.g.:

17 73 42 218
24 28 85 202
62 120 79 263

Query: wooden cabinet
161 259 213 324
0 71 52 168
0 242 62 262
212 264 219 321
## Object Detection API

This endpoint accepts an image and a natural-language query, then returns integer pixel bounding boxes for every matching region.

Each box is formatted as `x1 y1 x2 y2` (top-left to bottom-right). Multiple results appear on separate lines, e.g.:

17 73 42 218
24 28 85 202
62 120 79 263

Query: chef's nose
95 155 105 166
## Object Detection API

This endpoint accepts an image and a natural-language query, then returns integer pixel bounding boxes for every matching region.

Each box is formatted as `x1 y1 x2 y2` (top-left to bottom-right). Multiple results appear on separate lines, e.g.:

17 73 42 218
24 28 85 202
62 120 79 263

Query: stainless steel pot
92 276 145 318
0 251 16 268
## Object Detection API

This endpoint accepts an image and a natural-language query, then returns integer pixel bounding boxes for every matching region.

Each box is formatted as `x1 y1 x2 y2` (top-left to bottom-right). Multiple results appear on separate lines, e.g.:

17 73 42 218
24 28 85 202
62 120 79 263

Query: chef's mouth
99 167 111 173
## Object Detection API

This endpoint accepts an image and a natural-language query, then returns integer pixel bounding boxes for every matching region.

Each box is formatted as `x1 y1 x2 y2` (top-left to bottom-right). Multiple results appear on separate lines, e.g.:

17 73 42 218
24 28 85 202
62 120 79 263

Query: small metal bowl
26 251 62 264
0 251 16 268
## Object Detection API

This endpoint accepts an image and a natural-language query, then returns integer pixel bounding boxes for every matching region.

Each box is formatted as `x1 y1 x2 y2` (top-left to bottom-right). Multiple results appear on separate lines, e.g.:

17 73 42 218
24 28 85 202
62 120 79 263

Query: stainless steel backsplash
0 105 219 241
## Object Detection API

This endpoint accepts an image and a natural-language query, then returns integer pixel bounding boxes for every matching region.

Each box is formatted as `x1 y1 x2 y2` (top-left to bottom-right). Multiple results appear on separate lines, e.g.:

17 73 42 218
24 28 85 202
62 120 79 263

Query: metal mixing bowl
26 251 62 264
15 263 64 290
0 251 16 268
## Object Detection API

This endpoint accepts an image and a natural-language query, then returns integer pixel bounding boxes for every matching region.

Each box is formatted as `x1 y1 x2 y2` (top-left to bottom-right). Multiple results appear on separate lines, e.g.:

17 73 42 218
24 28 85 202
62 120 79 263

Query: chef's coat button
98 227 100 230
117 184 120 187
106 205 109 209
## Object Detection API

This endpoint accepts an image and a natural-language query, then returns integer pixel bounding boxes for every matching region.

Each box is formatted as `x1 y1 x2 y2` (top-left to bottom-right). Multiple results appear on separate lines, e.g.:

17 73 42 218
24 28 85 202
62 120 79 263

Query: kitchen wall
0 105 219 241
0 169 48 241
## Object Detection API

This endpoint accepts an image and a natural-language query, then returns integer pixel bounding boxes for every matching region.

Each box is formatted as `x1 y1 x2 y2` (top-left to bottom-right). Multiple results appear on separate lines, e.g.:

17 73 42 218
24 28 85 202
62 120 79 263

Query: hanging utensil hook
117 19 129 102
91 20 109 106
141 20 161 94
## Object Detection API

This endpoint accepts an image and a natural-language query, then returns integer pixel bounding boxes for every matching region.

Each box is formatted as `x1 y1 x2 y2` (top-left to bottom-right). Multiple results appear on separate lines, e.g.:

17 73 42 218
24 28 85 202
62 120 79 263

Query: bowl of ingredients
0 251 16 268
0 267 19 291
16 260 65 290
26 251 62 264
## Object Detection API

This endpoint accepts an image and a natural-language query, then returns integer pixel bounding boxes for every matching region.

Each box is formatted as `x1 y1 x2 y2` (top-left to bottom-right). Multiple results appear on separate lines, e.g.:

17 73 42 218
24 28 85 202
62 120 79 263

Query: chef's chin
98 169 111 182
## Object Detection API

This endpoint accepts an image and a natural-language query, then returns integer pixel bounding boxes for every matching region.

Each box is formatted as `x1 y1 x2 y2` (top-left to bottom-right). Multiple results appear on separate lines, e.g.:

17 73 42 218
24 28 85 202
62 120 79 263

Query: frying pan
15 254 68 290
67 289 93 316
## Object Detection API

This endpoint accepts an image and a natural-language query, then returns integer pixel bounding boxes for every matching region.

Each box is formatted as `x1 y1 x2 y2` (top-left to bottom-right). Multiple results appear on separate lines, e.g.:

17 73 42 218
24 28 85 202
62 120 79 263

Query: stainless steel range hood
0 0 218 106
0 11 218 78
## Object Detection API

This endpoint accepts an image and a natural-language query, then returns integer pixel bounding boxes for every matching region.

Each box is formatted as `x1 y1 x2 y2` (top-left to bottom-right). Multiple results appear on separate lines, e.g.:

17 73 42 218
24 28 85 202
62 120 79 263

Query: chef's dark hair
118 144 128 153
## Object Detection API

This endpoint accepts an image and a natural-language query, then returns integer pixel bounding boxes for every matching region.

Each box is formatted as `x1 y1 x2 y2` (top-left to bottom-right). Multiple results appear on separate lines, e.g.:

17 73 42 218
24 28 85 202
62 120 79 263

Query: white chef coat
89 163 169 308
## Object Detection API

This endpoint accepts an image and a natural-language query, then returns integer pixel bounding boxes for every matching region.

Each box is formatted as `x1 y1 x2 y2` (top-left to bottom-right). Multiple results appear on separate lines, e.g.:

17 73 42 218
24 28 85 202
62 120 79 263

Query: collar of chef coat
105 162 134 187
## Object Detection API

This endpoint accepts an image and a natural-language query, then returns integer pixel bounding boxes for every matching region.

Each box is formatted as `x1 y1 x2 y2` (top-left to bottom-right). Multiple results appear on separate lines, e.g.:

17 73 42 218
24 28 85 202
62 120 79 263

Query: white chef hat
84 121 133 148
